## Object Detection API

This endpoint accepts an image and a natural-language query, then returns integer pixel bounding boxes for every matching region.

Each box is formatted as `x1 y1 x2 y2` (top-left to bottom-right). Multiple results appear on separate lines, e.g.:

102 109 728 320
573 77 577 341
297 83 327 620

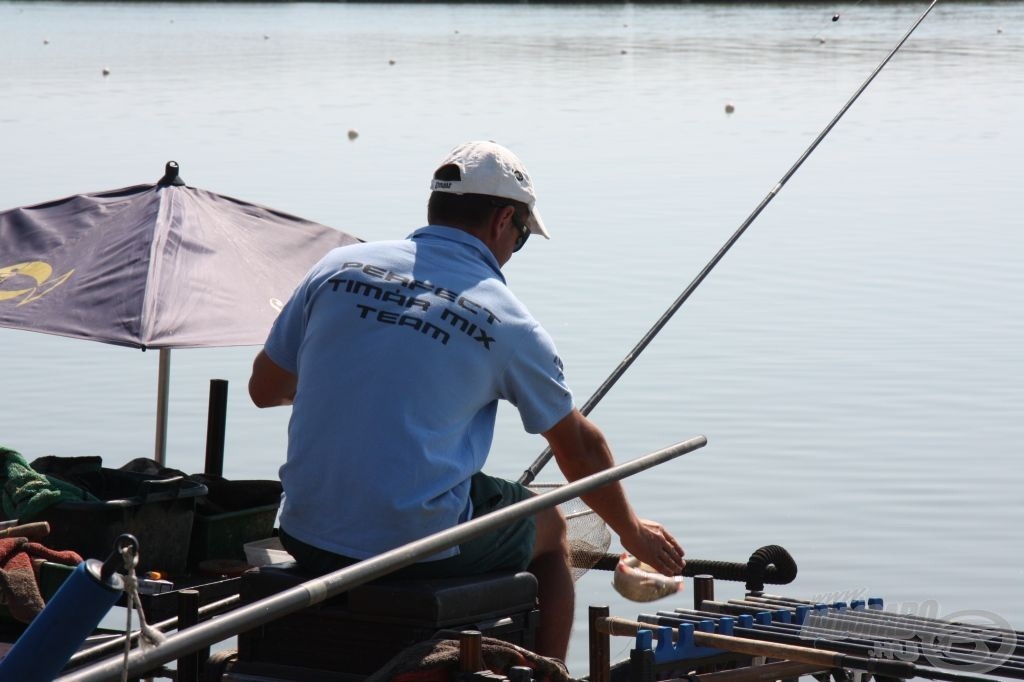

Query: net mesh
529 483 612 580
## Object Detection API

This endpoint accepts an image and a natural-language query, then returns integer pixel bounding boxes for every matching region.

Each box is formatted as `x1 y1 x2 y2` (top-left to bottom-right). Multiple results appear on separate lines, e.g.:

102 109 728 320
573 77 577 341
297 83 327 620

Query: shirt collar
408 225 505 282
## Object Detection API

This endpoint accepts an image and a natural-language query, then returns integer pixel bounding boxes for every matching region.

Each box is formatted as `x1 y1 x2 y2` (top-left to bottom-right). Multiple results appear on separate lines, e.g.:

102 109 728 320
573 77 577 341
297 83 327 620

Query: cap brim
527 207 550 239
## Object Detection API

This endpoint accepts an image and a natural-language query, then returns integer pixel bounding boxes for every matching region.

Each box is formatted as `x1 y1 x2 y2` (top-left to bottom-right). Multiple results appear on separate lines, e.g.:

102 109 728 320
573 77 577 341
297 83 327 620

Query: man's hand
542 411 686 577
620 519 685 576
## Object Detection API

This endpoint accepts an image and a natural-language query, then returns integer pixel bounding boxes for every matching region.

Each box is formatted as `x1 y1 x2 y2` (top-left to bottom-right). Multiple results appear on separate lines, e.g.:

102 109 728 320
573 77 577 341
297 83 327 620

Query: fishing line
518 0 939 487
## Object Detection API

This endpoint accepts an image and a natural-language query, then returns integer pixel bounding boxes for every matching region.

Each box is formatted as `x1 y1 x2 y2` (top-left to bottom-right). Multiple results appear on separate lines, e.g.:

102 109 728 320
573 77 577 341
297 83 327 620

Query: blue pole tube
0 558 123 681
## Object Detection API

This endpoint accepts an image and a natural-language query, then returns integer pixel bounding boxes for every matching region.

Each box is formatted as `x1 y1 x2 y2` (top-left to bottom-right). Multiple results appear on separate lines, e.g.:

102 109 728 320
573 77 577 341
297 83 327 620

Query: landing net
529 483 611 580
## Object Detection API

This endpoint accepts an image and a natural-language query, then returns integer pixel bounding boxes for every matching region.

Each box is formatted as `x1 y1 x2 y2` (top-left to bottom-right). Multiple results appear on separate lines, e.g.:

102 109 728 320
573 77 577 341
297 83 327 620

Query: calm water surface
1 1 1022 673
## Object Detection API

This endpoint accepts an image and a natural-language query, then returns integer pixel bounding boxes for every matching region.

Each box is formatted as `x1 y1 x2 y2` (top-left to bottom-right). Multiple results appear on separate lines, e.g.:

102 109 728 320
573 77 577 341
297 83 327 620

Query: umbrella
0 161 360 462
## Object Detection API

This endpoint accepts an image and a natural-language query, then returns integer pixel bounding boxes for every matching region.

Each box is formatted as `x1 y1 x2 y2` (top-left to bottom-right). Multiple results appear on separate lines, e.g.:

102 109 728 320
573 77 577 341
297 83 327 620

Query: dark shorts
280 472 536 578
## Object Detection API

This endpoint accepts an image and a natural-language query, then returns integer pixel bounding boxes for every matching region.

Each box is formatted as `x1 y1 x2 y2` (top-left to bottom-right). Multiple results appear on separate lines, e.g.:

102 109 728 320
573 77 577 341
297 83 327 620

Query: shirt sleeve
264 271 318 375
497 324 575 434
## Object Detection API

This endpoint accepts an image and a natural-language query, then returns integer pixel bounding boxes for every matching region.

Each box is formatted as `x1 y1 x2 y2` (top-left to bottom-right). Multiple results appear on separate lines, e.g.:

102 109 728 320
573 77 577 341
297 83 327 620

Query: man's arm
248 349 297 407
541 408 685 576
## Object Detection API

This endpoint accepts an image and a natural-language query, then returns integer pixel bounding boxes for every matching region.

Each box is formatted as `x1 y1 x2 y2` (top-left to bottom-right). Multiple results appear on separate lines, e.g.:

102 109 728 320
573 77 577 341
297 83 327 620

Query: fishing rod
754 593 1024 642
686 602 1024 677
65 594 240 666
518 0 939 486
746 596 1024 657
736 597 1024 663
596 615 918 679
56 436 706 681
638 609 1019 681
630 606 1007 679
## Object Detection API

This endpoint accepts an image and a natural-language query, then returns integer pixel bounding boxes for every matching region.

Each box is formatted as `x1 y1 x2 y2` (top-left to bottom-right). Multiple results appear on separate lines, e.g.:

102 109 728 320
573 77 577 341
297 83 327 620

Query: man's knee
532 506 568 559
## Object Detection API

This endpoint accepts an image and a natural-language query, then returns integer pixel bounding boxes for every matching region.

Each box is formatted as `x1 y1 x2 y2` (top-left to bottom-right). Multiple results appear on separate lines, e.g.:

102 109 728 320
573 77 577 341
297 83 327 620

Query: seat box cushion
346 571 537 626
240 563 537 626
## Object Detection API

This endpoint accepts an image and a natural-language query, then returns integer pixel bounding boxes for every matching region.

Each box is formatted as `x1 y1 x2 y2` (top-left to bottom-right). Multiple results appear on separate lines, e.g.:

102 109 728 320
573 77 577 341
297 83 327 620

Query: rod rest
592 544 798 590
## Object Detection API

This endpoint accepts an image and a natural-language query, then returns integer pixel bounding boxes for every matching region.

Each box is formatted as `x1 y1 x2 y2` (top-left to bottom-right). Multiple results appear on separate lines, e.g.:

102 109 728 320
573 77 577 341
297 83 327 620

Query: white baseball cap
430 140 550 239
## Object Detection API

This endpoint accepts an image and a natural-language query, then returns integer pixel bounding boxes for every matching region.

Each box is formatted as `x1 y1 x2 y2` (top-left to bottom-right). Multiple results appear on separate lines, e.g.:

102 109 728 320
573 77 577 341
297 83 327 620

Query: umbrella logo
0 261 75 306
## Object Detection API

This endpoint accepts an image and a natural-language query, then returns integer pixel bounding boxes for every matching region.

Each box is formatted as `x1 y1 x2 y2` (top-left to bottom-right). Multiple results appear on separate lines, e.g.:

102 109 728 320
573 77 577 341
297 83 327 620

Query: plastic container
32 470 207 575
189 502 279 568
37 561 76 598
243 537 294 567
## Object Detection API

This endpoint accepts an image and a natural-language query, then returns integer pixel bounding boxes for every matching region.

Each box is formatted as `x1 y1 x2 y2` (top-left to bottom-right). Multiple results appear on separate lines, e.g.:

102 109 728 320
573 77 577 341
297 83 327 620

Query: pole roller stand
0 558 124 682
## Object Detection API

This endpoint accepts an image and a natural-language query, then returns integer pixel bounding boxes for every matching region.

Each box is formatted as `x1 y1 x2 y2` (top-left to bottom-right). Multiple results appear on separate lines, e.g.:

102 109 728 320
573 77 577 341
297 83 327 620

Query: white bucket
243 536 295 567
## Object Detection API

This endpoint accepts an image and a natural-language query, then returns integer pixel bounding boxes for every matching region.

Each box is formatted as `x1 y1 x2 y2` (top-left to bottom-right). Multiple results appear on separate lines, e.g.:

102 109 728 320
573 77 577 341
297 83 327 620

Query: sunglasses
511 213 531 253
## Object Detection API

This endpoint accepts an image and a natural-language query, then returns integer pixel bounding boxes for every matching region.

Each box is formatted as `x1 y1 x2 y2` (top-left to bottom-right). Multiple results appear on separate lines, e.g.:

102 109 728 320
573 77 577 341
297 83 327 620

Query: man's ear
487 204 513 238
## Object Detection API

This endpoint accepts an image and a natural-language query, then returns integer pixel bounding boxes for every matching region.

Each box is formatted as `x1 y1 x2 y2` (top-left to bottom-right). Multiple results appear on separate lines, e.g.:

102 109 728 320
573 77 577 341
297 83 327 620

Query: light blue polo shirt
264 225 574 560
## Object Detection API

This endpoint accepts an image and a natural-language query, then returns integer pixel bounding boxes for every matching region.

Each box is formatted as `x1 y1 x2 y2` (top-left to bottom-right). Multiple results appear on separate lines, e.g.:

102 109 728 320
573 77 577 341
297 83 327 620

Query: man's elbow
543 409 612 475
248 351 296 407
249 377 295 408
249 383 275 408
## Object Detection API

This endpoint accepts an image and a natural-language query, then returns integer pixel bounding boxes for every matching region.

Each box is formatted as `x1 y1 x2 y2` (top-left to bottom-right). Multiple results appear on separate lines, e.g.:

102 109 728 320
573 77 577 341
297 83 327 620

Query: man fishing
248 140 685 661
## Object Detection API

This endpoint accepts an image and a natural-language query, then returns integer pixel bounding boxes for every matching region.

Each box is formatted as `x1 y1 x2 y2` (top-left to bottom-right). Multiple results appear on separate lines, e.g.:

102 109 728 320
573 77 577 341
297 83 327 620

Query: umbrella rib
141 185 177 348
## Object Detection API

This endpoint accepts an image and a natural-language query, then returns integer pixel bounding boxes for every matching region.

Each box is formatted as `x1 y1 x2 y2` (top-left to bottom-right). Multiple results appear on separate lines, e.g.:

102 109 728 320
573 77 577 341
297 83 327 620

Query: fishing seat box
235 563 538 678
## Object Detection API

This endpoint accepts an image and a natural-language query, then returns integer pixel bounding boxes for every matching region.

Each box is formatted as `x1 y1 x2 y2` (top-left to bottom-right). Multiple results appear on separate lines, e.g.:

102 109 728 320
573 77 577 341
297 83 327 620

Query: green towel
0 447 99 522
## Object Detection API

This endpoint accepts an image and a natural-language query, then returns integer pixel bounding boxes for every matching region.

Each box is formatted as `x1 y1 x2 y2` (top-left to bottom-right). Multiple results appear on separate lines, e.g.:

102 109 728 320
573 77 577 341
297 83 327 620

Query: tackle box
31 468 207 575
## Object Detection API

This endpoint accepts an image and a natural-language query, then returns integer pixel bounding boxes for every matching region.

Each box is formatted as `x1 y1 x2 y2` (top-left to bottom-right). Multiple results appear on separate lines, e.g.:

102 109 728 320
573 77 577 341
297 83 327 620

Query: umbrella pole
154 348 171 465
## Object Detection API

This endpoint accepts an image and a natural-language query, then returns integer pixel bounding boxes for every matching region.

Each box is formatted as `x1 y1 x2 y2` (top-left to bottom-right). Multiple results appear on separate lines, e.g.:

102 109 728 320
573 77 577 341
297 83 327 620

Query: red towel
0 537 82 623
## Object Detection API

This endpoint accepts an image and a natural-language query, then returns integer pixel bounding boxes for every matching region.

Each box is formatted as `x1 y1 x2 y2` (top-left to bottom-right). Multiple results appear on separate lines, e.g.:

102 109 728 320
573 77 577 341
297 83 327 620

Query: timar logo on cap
432 180 453 189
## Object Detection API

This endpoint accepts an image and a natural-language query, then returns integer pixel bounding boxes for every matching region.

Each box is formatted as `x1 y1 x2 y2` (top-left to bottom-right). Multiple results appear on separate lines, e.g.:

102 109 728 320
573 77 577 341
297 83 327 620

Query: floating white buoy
347 129 359 141
102 67 110 77
620 49 627 55
996 27 1003 33
43 38 49 45
388 58 396 65
818 37 827 44
725 102 735 114
263 34 270 40
454 30 459 34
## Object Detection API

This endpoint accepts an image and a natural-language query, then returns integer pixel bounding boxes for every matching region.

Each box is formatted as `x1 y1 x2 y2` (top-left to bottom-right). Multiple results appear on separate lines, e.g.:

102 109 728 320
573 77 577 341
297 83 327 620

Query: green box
37 561 75 599
0 561 75 624
188 503 279 568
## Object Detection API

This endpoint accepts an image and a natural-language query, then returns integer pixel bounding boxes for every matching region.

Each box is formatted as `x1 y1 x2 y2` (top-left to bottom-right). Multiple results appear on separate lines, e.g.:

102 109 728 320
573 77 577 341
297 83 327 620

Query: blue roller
0 557 123 681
